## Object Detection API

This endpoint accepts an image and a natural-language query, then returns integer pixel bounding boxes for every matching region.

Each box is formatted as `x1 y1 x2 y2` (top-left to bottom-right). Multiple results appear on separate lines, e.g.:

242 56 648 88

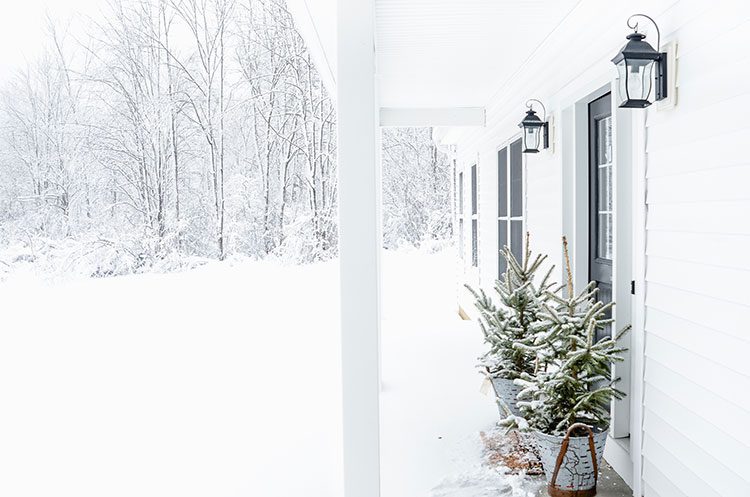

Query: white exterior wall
453 1 750 495
640 3 750 496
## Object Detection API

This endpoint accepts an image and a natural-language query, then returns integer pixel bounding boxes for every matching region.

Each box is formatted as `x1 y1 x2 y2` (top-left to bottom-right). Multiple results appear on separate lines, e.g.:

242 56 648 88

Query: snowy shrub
0 233 214 283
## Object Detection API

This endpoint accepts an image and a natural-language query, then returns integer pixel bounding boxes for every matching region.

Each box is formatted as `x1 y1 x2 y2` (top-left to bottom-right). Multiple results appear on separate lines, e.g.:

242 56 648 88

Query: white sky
0 0 103 80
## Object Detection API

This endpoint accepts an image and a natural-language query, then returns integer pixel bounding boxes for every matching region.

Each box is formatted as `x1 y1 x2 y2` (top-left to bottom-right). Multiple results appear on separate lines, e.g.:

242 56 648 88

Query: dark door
589 93 613 342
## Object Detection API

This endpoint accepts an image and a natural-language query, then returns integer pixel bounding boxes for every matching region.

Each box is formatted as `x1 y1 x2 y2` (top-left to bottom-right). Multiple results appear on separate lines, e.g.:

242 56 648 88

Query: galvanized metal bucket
533 423 608 497
490 377 524 417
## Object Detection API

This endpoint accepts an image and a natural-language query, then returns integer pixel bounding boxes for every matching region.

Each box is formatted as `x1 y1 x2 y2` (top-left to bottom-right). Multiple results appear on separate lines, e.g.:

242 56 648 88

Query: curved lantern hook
525 99 547 122
627 13 661 50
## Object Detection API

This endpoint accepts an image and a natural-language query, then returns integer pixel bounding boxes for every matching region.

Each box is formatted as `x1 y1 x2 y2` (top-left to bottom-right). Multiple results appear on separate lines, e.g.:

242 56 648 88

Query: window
457 171 464 259
470 164 478 267
497 139 523 278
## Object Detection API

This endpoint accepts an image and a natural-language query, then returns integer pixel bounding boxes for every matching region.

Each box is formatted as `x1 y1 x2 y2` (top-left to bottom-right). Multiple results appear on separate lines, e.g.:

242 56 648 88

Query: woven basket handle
550 423 599 489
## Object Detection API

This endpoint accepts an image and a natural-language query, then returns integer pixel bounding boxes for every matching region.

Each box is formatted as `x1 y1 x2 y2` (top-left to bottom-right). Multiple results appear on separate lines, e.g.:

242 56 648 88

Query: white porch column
337 1 381 497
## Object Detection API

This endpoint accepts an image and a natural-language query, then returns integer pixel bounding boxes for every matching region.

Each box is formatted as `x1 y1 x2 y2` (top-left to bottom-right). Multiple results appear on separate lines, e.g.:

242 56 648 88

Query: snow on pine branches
508 237 628 436
469 234 628 437
466 234 557 381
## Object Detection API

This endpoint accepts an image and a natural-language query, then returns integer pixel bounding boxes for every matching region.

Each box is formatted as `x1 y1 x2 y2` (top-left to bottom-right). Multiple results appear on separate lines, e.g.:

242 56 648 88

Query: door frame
561 81 643 491
578 90 633 439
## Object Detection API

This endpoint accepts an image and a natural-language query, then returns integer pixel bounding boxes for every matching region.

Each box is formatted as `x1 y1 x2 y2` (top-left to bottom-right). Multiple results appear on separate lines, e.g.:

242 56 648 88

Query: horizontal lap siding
643 463 690 497
525 160 562 277
455 122 562 297
643 2 750 495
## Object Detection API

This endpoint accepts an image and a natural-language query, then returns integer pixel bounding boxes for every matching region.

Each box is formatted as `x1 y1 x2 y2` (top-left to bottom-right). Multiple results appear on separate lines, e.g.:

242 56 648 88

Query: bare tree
236 0 336 260
167 0 236 259
1 20 91 237
0 0 449 278
85 0 178 252
381 128 453 249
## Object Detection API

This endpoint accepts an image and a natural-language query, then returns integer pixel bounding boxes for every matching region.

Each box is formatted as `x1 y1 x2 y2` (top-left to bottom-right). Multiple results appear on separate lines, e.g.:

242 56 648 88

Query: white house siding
641 2 750 495
452 0 750 495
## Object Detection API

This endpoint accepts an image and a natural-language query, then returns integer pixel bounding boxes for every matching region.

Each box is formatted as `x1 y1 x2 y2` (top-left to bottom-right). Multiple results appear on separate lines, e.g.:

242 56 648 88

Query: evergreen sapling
467 234 556 381
508 236 628 436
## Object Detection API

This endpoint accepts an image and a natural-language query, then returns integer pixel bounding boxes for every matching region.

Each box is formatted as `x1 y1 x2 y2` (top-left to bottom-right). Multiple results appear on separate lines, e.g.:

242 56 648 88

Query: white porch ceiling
287 0 582 108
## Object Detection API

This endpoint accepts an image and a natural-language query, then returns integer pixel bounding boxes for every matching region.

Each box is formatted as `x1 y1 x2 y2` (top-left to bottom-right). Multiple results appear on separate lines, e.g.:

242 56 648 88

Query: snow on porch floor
0 248 628 497
380 249 631 497
380 249 540 497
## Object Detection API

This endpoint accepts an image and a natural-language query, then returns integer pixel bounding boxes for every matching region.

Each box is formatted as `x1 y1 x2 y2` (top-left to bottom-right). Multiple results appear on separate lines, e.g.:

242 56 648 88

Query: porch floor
380 249 632 497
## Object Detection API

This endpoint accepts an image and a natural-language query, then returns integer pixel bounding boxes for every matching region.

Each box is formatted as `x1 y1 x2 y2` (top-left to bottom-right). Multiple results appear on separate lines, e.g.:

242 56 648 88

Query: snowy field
0 249 535 497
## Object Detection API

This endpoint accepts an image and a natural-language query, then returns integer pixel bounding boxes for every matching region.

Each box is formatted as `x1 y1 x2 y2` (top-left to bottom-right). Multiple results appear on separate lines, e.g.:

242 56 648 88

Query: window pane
498 220 507 278
594 115 613 261
458 172 464 213
471 165 477 215
471 219 478 267
597 117 613 166
598 166 612 212
510 139 522 217
458 219 464 260
510 220 523 264
498 148 507 217
597 213 613 260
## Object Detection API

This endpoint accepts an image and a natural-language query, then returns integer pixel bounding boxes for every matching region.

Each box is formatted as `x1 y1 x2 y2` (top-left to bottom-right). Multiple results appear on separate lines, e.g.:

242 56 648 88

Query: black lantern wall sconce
518 99 549 154
611 14 668 108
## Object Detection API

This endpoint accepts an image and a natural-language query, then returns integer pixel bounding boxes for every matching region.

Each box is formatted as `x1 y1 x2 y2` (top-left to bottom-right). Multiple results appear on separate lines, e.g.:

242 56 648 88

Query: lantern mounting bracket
627 14 660 52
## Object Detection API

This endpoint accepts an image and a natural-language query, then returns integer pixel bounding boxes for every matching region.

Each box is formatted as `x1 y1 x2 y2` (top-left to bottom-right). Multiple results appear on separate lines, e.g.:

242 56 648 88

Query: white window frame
470 163 479 268
457 169 464 260
496 137 524 279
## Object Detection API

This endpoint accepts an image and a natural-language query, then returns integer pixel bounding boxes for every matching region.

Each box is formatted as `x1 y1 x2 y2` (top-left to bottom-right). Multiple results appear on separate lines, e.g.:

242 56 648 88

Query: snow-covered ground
0 249 534 497
380 250 537 497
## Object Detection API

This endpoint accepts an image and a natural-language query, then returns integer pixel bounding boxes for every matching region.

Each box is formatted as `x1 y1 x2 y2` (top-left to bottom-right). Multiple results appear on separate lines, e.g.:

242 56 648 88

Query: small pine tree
510 237 628 435
467 234 556 380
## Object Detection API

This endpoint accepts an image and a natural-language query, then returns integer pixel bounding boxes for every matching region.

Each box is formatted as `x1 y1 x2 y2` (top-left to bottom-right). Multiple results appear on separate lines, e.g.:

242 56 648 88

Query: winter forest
0 0 453 279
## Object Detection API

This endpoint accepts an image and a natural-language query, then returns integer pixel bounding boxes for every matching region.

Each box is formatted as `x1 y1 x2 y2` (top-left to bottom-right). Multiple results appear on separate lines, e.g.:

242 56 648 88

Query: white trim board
605 436 634 488
379 107 485 127
613 101 634 439
630 108 648 497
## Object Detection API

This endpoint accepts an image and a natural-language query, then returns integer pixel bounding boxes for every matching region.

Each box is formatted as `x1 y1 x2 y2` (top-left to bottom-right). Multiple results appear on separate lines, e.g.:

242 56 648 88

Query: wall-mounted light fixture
611 14 668 108
518 99 548 153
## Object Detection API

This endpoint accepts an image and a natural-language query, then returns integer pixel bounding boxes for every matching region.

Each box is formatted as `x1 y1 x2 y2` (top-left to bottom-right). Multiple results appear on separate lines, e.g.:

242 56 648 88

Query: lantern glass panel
524 126 540 152
615 60 628 106
626 57 654 102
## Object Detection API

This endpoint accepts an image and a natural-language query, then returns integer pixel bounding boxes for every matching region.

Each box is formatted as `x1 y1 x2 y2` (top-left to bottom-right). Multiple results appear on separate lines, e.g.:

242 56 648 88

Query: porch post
337 1 381 497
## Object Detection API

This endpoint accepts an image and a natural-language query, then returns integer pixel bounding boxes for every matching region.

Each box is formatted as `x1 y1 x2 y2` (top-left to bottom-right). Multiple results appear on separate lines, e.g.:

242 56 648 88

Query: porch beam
337 1 381 497
379 107 486 127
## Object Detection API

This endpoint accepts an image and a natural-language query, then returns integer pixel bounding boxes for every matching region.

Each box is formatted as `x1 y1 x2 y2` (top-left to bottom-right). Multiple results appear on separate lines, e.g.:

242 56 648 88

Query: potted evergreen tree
467 235 555 416
508 237 627 497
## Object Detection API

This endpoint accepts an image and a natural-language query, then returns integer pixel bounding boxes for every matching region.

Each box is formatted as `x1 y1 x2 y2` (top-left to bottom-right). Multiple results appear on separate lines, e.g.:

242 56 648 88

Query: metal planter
533 423 608 497
490 377 524 417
